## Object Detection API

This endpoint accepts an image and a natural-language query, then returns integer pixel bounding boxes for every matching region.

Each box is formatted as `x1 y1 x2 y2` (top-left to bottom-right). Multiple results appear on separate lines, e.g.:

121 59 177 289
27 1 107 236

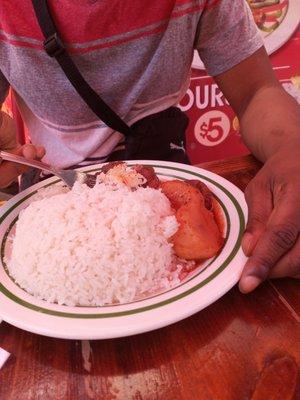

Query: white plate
192 0 300 70
0 161 247 340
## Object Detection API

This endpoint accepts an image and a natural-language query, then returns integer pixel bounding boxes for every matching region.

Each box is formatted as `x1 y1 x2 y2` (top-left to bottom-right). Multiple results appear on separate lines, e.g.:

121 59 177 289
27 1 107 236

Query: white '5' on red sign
194 110 230 147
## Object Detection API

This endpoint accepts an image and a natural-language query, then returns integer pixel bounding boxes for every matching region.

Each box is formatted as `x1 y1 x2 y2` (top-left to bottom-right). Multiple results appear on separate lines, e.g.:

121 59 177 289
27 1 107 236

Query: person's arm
0 71 46 188
214 46 300 160
214 46 300 292
0 108 45 188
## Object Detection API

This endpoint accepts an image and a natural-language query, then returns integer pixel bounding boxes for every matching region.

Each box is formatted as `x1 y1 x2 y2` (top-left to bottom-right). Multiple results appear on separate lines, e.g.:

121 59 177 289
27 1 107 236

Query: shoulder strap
31 0 132 137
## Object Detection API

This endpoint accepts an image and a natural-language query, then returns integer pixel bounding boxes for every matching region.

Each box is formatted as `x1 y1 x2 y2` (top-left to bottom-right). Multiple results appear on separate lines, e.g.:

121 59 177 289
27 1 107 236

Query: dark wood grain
0 155 299 400
198 154 263 192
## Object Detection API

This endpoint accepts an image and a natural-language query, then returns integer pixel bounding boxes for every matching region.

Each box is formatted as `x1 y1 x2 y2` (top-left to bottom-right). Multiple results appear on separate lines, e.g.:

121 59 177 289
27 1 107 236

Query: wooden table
0 155 299 400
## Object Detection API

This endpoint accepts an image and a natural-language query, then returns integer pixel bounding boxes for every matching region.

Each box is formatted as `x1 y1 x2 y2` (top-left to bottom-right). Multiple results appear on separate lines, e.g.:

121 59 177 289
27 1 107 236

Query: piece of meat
186 179 213 210
97 162 160 189
132 165 160 189
98 161 125 174
160 180 203 209
161 180 223 260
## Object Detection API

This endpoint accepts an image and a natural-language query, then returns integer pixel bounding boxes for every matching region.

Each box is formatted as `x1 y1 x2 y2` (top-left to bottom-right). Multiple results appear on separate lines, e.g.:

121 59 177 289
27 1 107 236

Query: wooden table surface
0 155 299 400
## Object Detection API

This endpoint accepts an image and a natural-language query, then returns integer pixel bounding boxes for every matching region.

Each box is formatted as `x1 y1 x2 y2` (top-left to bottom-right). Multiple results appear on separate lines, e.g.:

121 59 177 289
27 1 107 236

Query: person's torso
0 0 203 167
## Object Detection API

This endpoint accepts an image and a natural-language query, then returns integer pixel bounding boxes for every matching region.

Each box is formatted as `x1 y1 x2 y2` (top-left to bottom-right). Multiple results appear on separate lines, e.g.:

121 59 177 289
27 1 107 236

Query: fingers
242 178 273 256
269 237 300 279
0 144 45 188
239 191 300 293
19 144 45 160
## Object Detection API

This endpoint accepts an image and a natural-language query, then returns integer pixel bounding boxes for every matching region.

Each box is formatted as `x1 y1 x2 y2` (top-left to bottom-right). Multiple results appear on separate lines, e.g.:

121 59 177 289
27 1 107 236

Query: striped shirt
0 0 262 168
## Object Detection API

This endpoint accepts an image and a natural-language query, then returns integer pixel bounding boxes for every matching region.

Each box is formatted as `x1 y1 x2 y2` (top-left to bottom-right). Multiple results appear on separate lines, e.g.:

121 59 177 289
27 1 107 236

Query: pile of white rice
7 172 185 306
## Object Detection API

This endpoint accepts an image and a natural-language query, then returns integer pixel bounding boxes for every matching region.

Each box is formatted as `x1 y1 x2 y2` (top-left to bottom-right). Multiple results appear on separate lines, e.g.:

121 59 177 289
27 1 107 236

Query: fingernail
239 275 261 293
242 233 254 256
37 147 45 158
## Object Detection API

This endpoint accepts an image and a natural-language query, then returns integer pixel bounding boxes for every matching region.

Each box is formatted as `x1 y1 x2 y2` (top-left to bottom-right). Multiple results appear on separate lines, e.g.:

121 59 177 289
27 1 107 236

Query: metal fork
0 151 97 189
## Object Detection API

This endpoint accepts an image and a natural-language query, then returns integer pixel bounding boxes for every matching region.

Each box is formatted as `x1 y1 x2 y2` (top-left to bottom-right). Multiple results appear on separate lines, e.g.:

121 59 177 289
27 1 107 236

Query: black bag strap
31 0 132 137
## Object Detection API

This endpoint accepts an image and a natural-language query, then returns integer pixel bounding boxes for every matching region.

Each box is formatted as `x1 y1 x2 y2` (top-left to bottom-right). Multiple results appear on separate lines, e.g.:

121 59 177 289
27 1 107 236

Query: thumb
242 179 273 257
239 179 273 293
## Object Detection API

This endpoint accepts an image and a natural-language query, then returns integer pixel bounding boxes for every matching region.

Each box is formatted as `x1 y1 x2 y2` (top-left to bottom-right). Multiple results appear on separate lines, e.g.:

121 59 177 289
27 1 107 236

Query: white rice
7 179 182 306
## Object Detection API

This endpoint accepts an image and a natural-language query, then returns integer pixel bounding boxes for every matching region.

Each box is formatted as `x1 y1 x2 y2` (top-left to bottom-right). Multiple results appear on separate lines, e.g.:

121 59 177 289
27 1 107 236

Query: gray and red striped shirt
0 0 262 168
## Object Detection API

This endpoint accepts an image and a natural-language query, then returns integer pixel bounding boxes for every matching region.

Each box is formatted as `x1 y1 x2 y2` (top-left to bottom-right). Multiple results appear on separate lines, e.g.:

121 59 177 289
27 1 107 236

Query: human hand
0 111 45 188
239 140 300 293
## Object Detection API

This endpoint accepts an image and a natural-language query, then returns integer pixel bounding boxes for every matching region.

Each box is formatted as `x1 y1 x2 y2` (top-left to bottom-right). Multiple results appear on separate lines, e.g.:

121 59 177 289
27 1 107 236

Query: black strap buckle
43 33 65 57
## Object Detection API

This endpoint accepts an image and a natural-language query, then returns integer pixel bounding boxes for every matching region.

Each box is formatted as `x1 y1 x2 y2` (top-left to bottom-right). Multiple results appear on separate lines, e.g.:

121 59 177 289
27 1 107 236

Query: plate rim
192 0 300 70
0 161 247 339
